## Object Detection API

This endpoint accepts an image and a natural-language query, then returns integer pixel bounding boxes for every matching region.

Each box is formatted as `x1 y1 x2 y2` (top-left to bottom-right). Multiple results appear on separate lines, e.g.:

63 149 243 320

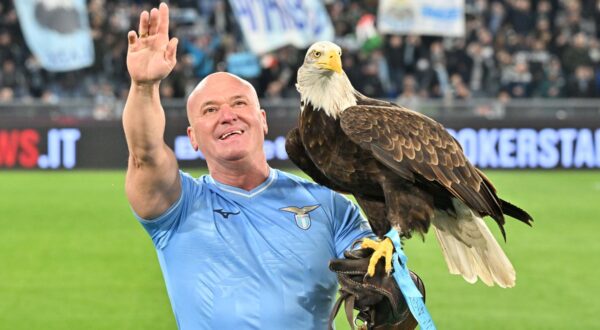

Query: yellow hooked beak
317 50 342 74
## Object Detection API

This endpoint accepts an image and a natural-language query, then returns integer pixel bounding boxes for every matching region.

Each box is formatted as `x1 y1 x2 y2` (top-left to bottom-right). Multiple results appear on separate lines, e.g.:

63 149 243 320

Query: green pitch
0 169 598 329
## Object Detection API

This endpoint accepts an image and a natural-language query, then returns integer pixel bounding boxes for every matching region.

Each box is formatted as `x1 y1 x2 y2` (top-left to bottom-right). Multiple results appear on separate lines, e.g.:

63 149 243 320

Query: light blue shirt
136 168 372 329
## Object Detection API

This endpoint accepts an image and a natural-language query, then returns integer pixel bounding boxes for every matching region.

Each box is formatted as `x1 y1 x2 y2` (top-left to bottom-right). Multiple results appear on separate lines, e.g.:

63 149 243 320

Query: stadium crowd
2 0 600 109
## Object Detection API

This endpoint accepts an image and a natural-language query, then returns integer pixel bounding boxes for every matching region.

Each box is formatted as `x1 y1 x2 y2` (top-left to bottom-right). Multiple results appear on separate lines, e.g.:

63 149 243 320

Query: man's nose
218 105 238 123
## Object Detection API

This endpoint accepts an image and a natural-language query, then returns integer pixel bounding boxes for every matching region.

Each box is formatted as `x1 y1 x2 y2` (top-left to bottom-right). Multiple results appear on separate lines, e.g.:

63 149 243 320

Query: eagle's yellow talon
385 256 393 275
360 238 379 250
367 260 376 277
361 238 395 277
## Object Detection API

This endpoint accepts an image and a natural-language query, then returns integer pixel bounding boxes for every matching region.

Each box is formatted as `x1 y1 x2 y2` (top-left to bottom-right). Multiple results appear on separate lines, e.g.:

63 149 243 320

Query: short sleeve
331 192 374 257
134 171 201 249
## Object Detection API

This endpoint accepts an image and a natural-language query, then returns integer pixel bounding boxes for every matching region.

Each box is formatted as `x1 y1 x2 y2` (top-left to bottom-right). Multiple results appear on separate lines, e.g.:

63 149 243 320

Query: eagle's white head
296 41 357 119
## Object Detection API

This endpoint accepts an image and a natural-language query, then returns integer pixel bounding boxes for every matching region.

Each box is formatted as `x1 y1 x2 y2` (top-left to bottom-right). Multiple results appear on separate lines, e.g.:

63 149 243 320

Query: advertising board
1 117 599 170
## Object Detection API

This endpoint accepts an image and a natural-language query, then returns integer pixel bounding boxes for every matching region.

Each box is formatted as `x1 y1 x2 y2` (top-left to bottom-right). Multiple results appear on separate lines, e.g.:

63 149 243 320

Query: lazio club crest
280 205 320 230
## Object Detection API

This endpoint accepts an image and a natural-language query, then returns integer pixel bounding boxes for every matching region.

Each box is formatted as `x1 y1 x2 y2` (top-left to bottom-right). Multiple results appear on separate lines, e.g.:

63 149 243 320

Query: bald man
122 3 372 329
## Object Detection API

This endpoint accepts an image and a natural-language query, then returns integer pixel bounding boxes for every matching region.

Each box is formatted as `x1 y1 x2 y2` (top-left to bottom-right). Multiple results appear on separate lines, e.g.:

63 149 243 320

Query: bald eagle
286 41 533 288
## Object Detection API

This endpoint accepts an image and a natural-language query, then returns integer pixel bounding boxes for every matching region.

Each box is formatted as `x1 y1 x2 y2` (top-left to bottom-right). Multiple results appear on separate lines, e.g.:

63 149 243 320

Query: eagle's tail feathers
500 198 533 226
432 202 516 288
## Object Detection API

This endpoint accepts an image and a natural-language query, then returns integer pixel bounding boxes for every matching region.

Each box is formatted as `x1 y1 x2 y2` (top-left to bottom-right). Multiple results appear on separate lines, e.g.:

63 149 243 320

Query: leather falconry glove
328 247 426 330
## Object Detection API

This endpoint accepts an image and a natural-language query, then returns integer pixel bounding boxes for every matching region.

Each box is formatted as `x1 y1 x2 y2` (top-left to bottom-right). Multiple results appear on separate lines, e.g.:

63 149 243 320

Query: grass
0 169 598 329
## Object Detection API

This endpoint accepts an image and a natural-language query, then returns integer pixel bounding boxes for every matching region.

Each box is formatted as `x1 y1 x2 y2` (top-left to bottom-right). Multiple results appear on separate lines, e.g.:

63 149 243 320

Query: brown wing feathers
285 127 350 194
340 105 507 227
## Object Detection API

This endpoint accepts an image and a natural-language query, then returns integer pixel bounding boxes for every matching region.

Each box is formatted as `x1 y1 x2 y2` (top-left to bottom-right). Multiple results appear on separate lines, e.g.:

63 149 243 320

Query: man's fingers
157 2 170 35
166 37 178 62
138 11 149 37
127 30 138 46
344 248 373 259
149 7 160 36
329 257 369 273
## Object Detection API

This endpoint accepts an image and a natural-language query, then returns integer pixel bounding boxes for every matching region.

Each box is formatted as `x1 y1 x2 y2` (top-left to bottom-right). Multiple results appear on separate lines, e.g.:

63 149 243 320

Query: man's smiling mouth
219 130 243 140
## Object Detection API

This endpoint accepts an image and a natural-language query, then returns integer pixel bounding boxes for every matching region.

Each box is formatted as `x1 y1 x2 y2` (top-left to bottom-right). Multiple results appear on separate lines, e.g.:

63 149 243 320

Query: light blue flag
14 0 94 72
229 0 334 54
378 0 465 37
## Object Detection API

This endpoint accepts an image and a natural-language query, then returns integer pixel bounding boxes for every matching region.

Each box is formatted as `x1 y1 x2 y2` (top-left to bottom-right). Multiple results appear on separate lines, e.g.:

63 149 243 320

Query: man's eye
204 107 217 114
234 101 247 106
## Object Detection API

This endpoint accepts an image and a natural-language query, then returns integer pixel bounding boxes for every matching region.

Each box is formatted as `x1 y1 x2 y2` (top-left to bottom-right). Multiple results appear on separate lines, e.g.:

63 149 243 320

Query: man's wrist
130 81 160 95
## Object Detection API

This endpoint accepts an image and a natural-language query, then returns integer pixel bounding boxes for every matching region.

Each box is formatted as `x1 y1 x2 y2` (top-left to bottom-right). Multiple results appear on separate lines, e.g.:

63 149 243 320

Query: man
122 3 372 329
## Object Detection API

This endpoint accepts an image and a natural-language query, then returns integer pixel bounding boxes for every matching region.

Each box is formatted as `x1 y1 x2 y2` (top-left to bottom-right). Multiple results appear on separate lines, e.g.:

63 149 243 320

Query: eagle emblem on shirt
280 205 320 230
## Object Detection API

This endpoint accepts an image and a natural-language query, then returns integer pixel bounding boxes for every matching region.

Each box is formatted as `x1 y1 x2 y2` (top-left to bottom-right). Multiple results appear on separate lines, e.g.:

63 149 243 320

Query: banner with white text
2 116 600 170
378 0 465 37
228 0 334 54
14 0 94 71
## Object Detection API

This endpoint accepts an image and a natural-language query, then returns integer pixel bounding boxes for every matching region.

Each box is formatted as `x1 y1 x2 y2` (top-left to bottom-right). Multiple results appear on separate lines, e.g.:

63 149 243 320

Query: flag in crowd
14 0 94 72
378 0 465 37
228 0 335 54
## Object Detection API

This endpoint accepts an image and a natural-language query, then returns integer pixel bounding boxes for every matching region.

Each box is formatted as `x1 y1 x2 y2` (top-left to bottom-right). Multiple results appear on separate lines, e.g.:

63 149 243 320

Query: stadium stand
1 0 600 113
1 0 599 171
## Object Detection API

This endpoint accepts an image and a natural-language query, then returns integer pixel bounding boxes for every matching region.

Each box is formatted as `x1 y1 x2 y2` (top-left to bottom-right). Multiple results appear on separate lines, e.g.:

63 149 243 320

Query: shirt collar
206 168 277 198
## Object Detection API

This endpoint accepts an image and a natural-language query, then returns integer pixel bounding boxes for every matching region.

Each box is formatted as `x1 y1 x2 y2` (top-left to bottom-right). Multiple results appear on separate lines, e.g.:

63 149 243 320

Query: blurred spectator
507 0 534 35
446 38 472 85
487 1 506 36
208 0 235 35
566 65 598 97
356 58 385 97
384 35 405 95
93 81 118 120
0 87 14 102
0 30 23 64
561 32 593 74
535 0 553 20
0 58 27 98
535 56 566 98
396 75 420 110
370 49 394 97
184 34 216 80
161 60 188 99
341 50 362 86
24 56 46 98
428 41 452 99
502 55 533 98
401 35 425 76
450 73 471 100
258 52 293 99
557 0 595 36
466 40 498 97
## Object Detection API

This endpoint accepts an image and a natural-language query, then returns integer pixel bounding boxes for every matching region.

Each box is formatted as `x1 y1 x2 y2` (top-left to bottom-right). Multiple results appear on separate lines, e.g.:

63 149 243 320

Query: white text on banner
229 0 334 54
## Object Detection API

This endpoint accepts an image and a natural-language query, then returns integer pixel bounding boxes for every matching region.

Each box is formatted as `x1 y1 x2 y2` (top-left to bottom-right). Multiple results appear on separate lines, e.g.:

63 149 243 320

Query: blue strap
385 228 436 330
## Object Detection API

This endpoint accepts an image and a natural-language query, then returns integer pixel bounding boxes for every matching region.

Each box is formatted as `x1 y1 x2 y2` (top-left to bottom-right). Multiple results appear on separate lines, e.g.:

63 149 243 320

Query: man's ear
261 109 268 135
187 126 198 151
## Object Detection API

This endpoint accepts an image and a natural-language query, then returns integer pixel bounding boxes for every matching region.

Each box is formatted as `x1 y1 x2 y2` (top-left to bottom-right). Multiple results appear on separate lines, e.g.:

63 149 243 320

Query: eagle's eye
313 51 321 58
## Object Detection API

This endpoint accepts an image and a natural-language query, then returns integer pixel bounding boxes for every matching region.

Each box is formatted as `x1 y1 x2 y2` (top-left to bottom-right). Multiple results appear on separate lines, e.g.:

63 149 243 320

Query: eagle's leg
361 237 394 276
354 196 393 277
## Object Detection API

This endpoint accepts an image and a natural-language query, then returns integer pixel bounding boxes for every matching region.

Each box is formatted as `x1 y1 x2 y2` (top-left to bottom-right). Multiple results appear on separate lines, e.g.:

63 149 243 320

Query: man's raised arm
122 3 180 219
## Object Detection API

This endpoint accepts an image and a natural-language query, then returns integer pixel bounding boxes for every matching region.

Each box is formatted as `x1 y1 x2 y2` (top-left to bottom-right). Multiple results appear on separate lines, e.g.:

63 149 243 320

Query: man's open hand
127 2 178 85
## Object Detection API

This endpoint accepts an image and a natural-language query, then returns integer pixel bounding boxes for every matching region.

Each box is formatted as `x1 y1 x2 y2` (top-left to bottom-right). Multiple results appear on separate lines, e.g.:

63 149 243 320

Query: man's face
186 73 268 165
